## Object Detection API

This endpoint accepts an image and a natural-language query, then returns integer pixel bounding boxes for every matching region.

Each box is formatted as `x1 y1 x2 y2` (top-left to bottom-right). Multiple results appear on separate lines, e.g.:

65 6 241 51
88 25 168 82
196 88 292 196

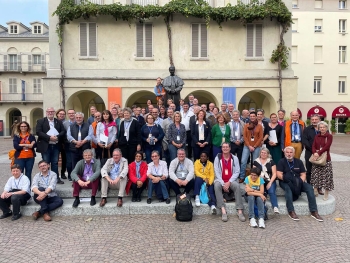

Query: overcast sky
0 0 48 26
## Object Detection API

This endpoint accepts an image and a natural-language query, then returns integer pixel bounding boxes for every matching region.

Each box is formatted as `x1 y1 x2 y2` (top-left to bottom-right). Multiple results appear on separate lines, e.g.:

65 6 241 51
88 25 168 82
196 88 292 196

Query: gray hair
83 149 93 155
177 148 186 154
318 121 328 129
284 146 295 153
113 148 122 155
151 150 160 156
259 147 272 159
75 112 84 118
233 109 240 115
123 107 132 114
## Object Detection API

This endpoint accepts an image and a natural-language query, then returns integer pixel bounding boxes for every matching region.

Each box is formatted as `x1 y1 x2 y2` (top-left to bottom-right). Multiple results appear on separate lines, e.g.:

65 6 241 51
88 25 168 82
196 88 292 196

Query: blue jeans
144 145 162 164
266 181 278 208
240 146 261 179
212 146 222 161
41 144 60 178
147 179 169 199
14 157 35 184
168 144 179 161
248 195 265 219
193 177 216 207
279 181 318 213
33 187 63 214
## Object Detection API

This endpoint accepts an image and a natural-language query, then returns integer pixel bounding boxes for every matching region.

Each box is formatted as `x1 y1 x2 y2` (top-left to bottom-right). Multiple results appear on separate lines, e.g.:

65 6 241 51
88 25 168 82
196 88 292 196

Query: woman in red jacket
126 151 148 202
311 121 334 200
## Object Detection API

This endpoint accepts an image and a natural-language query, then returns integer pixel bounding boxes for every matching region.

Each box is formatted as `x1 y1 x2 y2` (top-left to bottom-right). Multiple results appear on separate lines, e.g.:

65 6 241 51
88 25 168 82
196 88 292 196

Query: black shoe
0 211 12 219
90 196 96 206
147 198 152 204
61 174 67 180
137 198 141 202
11 213 22 221
72 197 80 208
166 198 171 204
132 198 137 202
57 179 64 184
68 176 72 182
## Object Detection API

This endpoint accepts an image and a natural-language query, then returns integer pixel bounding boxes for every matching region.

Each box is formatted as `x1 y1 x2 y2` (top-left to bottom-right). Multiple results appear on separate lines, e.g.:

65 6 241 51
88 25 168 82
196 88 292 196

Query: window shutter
28 55 32 71
145 24 153 58
255 24 263 57
14 78 17 93
89 23 97 57
80 23 87 56
41 54 46 71
247 24 254 57
200 24 207 57
192 24 199 57
17 55 21 71
4 55 7 71
136 23 144 57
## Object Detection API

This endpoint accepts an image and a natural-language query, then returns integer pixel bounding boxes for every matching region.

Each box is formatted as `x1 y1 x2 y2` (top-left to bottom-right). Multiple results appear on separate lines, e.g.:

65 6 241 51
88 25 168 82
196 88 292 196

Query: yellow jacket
194 159 215 185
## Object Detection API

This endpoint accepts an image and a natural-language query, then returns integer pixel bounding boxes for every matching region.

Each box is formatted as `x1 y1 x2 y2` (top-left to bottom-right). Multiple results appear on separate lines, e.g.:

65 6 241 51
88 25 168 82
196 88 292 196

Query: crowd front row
0 143 325 228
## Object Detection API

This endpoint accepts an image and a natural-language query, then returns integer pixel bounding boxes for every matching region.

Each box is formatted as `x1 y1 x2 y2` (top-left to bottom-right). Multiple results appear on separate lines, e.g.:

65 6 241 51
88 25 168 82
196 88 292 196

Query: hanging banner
21 80 25 101
108 87 122 110
222 87 236 107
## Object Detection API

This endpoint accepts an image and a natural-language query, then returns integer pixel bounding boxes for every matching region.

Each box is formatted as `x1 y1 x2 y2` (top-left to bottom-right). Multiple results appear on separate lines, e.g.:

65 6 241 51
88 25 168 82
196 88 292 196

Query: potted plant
306 119 311 126
345 119 350 134
330 120 336 134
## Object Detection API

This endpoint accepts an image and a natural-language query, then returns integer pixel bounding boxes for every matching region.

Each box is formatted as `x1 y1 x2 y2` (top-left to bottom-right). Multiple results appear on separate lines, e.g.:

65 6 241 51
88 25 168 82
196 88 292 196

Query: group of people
1 92 334 227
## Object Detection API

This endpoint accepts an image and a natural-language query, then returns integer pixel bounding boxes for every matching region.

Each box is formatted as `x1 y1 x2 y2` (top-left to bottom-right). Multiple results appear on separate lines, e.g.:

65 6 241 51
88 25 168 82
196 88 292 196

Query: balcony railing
75 0 104 4
131 0 158 6
0 93 43 102
239 0 266 4
0 63 47 72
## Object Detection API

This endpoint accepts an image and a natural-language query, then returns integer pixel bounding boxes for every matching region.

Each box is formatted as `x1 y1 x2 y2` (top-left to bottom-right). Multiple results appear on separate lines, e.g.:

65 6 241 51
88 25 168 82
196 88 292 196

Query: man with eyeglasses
36 107 66 184
152 108 163 126
100 149 128 207
31 160 63 221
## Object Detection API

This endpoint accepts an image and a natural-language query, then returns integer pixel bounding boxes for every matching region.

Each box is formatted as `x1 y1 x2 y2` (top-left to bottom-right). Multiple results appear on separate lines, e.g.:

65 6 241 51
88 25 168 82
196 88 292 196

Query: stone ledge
19 195 335 217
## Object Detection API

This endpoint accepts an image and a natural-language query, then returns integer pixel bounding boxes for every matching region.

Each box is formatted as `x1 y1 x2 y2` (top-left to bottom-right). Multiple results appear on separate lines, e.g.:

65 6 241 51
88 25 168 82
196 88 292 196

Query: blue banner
21 80 25 101
222 87 236 107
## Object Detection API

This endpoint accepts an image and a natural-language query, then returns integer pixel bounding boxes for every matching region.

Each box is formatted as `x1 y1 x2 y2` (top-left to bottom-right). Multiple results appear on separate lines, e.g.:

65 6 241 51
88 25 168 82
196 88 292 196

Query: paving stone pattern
0 136 350 262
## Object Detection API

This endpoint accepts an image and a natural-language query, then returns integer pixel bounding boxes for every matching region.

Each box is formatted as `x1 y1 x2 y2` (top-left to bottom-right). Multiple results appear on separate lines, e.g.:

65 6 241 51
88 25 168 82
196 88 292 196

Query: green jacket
211 124 231 147
71 158 101 182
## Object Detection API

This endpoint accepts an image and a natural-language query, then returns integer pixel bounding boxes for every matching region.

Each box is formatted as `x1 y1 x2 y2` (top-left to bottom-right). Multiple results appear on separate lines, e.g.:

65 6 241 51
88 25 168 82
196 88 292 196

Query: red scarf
103 121 116 136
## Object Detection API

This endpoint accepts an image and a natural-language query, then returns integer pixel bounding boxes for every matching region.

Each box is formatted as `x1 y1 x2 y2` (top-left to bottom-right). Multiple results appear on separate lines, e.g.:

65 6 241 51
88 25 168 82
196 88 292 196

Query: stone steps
20 194 335 217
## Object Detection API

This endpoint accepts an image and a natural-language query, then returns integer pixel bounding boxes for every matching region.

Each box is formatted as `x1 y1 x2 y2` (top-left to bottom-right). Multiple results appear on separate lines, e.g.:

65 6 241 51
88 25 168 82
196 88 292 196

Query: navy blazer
13 134 37 158
191 121 212 147
36 117 66 153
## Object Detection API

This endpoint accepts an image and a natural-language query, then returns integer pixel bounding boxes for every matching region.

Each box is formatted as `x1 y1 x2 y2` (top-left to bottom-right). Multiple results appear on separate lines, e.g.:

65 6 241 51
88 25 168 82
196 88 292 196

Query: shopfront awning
332 106 350 118
307 106 327 118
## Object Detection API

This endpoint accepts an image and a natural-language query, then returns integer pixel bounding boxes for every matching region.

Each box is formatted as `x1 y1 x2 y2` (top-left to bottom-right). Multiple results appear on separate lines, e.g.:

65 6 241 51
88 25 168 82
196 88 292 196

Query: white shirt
181 110 194 131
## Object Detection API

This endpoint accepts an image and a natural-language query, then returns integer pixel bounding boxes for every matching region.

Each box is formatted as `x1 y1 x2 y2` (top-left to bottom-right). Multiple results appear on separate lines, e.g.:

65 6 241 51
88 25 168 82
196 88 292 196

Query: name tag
251 137 255 142
224 169 228 175
124 131 127 136
295 135 300 140
177 135 180 141
149 134 152 138
181 172 186 179
222 137 225 143
235 131 238 137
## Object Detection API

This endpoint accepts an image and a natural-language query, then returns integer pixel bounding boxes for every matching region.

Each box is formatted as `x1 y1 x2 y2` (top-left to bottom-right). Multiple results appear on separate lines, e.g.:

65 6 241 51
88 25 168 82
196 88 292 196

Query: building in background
0 21 48 135
292 0 350 132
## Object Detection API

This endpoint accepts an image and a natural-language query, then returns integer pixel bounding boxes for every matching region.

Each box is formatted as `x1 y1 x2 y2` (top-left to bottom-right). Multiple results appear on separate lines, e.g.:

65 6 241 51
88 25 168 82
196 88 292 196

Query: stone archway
30 108 44 132
183 90 218 106
125 90 156 108
238 90 276 117
66 90 106 121
6 108 22 136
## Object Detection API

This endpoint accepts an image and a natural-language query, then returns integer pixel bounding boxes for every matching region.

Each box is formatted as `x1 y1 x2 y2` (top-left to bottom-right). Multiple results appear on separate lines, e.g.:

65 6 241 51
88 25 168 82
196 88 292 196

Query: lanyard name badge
176 127 181 141
293 122 299 140
153 165 160 177
86 164 93 181
14 175 23 189
221 125 226 144
250 127 255 142
41 172 50 187
223 159 229 176
124 121 131 136
235 122 239 138
179 163 186 179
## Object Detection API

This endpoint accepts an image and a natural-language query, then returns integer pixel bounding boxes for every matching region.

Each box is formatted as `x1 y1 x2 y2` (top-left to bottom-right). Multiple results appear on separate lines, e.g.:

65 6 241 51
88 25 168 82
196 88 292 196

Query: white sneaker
211 205 217 215
258 218 265 229
195 195 200 207
249 218 258 228
274 207 280 214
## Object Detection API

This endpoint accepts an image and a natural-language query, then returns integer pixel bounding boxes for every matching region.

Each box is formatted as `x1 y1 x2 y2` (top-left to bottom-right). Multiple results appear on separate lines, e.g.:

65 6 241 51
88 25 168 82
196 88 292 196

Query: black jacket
302 125 318 153
36 117 66 153
191 121 212 147
118 119 141 146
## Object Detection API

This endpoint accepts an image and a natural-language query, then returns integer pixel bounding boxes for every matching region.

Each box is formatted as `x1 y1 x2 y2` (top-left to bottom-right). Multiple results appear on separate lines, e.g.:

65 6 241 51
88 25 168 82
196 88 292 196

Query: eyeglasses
20 126 28 128
94 116 101 118
151 155 159 158
38 165 47 168
47 111 55 113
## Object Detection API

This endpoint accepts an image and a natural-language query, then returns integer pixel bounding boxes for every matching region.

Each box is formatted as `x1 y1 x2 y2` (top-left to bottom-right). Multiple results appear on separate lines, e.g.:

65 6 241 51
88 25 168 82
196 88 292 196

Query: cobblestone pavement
0 136 350 263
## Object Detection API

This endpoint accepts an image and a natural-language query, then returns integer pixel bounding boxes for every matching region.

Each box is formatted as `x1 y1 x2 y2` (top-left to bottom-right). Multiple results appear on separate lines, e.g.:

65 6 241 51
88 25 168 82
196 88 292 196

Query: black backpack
175 194 193 222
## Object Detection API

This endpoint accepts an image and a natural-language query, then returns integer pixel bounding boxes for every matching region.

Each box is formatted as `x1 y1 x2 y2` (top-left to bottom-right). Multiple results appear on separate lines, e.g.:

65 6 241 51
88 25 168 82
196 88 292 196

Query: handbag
199 182 209 204
309 137 327 167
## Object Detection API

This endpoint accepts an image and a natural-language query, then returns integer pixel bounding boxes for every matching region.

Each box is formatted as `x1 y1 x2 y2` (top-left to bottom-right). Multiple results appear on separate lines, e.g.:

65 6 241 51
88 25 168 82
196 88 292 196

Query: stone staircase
20 181 336 217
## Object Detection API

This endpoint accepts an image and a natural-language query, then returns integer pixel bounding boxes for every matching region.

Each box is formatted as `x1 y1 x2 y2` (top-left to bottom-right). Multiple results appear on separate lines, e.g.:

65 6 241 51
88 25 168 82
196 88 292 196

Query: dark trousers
72 148 85 171
168 178 194 196
144 145 162 164
212 145 222 160
279 181 318 213
230 142 243 165
41 144 60 179
60 148 66 177
65 143 73 177
33 187 63 215
304 150 312 184
186 131 193 158
0 192 31 216
14 157 35 184
73 176 100 197
119 144 137 164
130 182 146 198
193 177 216 207
193 144 211 162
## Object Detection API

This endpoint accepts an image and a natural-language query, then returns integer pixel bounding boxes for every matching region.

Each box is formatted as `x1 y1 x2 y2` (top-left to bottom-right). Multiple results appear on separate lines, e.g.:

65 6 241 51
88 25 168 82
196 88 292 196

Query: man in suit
36 107 66 184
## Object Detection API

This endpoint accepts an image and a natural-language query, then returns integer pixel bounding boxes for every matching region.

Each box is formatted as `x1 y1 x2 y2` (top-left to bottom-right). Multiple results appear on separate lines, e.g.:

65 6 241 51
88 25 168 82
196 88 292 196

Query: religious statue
162 66 184 110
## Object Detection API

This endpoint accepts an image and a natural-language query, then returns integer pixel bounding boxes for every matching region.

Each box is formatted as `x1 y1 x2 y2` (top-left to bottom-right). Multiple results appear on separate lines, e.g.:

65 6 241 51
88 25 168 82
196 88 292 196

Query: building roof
0 25 7 32
6 21 31 31
0 21 49 38
30 21 49 29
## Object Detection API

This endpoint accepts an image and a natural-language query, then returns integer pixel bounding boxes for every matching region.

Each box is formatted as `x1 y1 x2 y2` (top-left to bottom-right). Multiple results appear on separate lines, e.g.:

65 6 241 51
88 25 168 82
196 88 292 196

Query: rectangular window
9 55 17 70
9 78 17 93
292 19 298 32
315 19 323 32
339 0 347 9
339 19 347 33
136 23 153 58
10 25 18 34
314 46 323 63
292 46 298 63
33 25 42 34
315 0 323 8
33 55 41 65
292 0 298 8
246 24 263 58
314 78 322 94
192 23 208 58
33 79 42 93
339 46 347 63
79 23 97 58
339 77 346 93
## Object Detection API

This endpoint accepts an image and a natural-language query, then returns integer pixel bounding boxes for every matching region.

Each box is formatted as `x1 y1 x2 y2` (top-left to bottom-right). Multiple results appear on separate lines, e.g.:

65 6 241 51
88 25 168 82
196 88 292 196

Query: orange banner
108 87 122 110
